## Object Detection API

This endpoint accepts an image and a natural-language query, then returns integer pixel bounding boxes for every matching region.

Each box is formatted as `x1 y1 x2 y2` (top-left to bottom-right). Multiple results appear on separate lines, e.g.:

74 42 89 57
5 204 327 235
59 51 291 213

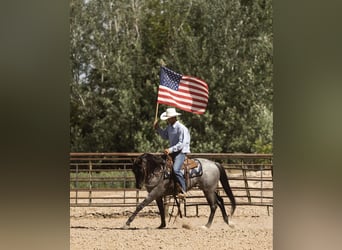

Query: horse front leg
156 197 166 229
122 195 154 229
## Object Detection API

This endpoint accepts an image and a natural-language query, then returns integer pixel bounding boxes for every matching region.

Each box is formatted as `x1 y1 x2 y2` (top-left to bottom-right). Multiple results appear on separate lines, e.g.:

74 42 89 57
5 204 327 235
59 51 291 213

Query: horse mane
140 153 165 173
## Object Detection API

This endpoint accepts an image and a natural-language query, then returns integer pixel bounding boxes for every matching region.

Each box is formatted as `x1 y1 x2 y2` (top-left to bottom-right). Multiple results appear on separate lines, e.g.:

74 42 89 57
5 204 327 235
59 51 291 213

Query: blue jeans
172 152 186 192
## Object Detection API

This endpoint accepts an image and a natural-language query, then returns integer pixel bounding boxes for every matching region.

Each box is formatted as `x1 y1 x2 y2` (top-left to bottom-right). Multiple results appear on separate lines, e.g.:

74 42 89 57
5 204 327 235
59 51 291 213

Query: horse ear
130 156 136 164
160 156 166 165
133 158 140 165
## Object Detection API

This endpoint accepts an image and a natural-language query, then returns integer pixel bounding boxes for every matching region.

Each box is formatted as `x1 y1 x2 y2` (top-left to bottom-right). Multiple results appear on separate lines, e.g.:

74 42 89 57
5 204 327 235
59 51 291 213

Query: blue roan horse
123 153 236 229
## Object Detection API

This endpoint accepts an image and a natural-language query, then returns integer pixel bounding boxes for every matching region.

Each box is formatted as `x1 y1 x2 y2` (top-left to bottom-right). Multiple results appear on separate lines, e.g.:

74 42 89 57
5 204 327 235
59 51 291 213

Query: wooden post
89 160 92 205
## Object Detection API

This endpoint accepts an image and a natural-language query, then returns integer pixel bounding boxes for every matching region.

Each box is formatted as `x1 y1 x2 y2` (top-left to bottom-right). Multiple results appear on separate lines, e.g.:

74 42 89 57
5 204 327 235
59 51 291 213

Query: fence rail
70 153 273 215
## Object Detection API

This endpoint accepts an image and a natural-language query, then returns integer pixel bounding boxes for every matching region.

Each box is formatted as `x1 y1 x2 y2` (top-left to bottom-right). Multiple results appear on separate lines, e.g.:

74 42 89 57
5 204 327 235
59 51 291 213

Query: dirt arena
70 202 272 250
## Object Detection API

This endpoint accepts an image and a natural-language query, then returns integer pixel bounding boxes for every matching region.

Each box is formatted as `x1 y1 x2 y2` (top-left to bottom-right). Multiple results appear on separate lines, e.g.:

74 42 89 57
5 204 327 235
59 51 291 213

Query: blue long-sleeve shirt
156 121 191 153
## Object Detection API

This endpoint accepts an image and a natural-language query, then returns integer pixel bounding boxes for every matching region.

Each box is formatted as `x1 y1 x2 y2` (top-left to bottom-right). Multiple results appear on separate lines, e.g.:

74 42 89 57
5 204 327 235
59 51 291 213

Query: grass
70 170 136 189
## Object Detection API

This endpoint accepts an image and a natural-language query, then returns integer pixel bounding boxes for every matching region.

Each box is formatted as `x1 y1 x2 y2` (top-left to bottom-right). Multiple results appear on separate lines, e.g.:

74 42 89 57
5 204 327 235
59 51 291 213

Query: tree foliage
70 0 273 153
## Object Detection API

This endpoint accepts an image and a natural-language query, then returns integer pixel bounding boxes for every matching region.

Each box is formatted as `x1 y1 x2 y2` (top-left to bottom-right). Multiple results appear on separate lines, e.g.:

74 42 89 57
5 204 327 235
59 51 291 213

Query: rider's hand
153 119 159 129
164 148 170 155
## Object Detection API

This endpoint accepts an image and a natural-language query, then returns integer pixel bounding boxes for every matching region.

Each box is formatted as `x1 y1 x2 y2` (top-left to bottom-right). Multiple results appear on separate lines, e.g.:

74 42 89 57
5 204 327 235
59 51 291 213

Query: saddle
164 155 202 191
183 157 198 170
164 155 198 171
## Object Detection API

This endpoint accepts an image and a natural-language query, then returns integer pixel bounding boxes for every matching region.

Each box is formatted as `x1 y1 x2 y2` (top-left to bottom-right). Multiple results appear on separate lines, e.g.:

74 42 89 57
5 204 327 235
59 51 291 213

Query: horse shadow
70 226 178 231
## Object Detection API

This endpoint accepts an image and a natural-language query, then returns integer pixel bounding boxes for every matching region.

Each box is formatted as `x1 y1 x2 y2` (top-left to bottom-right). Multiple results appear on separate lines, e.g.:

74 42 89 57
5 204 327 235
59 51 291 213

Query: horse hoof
228 221 235 229
121 224 130 230
182 223 191 230
200 225 208 230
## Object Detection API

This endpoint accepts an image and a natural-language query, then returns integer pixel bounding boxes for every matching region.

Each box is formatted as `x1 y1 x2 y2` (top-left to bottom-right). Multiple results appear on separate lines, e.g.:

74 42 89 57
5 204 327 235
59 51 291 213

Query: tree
70 0 273 153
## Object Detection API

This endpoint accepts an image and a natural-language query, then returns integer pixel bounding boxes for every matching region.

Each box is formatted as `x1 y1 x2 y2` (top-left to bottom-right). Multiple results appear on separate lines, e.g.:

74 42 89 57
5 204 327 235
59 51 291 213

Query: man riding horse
153 108 190 197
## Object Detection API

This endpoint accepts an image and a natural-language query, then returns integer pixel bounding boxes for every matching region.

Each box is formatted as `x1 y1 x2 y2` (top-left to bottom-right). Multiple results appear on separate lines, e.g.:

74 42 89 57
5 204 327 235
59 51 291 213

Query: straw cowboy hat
160 108 181 120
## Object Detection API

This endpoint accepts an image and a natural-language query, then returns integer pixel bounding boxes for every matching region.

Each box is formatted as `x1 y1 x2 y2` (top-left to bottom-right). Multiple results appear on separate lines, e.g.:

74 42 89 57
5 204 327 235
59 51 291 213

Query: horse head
132 153 166 189
132 155 147 189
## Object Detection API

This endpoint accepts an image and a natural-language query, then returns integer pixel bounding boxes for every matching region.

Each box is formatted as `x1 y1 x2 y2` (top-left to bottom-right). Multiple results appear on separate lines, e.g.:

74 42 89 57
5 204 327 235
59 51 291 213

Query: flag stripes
157 67 209 114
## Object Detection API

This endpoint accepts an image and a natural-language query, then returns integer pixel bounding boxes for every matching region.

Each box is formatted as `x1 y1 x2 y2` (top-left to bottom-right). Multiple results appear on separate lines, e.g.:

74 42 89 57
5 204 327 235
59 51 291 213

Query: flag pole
154 62 164 125
154 102 159 122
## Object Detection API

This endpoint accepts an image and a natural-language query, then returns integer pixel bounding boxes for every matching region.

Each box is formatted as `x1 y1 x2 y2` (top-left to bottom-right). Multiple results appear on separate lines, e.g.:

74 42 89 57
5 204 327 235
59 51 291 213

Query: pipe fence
70 153 273 215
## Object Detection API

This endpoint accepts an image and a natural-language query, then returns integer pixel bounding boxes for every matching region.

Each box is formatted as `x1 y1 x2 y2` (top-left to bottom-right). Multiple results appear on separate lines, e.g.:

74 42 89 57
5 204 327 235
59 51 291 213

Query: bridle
140 155 166 189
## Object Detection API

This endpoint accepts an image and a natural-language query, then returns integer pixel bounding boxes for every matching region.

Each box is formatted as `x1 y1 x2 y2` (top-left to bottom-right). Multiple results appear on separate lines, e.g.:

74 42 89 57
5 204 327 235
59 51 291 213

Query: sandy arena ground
70 202 272 250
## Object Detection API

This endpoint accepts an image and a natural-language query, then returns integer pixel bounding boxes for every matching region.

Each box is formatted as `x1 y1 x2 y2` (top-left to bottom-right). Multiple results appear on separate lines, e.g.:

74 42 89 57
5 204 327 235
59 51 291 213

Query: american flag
157 66 209 114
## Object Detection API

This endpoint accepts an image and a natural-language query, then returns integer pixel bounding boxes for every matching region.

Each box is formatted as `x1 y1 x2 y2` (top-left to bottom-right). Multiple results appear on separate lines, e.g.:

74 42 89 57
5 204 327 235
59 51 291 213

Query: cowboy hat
160 108 181 120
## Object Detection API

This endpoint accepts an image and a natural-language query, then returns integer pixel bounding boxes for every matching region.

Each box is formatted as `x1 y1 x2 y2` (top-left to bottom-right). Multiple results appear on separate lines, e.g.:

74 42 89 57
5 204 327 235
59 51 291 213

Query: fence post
242 159 251 204
89 160 92 205
260 164 264 204
136 190 139 205
75 164 79 205
123 163 126 204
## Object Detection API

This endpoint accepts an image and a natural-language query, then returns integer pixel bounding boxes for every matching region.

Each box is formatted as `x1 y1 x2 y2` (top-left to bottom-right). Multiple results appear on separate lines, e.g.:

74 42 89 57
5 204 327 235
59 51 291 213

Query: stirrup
177 189 187 198
177 192 187 198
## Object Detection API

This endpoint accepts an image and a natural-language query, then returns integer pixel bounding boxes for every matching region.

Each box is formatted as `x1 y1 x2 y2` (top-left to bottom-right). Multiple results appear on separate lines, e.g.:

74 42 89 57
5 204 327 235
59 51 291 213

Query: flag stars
160 66 182 91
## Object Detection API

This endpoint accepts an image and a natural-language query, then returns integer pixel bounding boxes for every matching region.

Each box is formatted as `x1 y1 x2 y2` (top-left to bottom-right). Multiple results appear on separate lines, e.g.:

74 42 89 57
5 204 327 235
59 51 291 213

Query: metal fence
70 153 273 215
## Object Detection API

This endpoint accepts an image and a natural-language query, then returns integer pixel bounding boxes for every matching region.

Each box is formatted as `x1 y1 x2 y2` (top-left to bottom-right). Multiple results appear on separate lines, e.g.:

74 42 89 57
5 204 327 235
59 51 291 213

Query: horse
122 153 236 229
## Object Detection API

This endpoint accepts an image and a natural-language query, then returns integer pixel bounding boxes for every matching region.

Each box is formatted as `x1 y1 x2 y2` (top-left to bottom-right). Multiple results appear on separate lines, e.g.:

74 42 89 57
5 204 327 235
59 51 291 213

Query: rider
153 108 190 197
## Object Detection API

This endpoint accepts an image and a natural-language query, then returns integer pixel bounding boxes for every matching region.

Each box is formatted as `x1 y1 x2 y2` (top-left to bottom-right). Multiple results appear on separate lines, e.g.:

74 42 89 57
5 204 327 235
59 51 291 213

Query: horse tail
216 162 236 216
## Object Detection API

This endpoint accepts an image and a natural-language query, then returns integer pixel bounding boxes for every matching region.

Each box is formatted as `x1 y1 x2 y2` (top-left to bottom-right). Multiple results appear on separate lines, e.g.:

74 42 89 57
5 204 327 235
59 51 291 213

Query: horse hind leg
203 191 218 228
216 192 229 225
